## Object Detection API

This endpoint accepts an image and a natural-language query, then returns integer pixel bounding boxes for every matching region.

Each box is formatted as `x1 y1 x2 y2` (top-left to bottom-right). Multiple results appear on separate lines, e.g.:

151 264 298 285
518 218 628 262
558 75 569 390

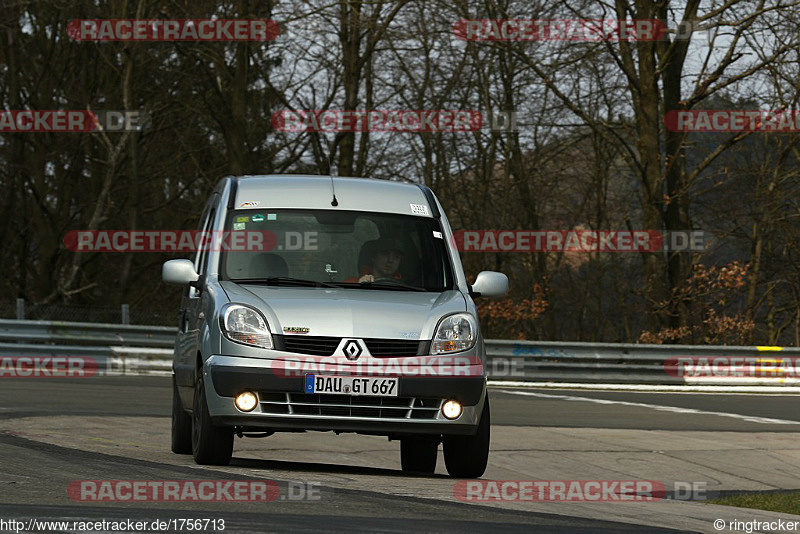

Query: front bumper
203 355 487 436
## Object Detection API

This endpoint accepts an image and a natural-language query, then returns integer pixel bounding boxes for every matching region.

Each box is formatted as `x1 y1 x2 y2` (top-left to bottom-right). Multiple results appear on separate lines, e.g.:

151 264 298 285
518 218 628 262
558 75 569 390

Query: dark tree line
1 0 800 344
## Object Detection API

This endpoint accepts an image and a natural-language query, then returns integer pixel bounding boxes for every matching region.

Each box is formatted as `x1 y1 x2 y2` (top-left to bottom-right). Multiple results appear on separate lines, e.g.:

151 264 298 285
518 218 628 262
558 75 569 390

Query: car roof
227 175 437 217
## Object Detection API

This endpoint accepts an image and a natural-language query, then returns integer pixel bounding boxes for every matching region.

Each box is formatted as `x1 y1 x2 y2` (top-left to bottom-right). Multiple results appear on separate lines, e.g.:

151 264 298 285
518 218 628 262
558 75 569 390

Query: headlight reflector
221 304 273 349
431 313 477 354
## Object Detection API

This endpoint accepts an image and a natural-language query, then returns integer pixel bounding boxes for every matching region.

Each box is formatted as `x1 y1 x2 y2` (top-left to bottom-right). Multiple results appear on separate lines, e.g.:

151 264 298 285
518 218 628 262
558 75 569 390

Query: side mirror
162 259 200 285
470 271 508 298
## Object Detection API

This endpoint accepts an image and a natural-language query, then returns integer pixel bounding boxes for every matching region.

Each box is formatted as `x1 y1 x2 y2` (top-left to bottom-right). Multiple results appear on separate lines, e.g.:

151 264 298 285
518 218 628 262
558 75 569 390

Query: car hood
220 282 467 340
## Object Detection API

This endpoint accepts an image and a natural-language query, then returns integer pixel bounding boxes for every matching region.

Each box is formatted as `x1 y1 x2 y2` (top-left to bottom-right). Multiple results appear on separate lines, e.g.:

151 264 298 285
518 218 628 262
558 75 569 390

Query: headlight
431 313 477 354
235 391 258 412
220 304 273 349
442 399 463 420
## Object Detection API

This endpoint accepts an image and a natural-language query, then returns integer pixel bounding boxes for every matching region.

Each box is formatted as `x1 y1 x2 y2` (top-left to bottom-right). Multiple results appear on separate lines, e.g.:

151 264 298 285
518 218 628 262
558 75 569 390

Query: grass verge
709 492 800 516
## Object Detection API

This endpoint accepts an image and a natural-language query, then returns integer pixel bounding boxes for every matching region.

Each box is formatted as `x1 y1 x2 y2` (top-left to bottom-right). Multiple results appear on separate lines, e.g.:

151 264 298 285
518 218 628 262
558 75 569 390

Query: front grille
259 392 442 419
364 338 428 357
281 335 341 356
278 336 430 358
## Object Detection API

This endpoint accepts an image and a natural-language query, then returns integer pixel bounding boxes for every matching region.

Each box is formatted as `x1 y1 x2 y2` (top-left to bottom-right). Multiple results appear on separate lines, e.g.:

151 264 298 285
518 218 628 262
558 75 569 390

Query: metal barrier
0 320 174 375
0 319 175 347
485 340 800 386
1 320 798 386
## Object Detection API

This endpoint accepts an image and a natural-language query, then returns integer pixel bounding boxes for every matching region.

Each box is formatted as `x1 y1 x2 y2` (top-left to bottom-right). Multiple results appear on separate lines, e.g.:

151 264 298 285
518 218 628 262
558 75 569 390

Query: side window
188 197 218 297
193 206 210 268
195 207 216 276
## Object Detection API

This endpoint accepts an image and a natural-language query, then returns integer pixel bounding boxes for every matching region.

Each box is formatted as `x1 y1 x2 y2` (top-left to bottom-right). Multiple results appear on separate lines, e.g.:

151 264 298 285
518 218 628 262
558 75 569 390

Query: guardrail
0 320 798 386
485 340 800 387
0 319 174 375
0 319 176 347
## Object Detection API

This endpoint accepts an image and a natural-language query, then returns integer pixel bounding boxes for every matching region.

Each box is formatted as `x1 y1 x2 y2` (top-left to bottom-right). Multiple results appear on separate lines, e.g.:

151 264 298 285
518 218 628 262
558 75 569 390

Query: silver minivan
163 175 508 477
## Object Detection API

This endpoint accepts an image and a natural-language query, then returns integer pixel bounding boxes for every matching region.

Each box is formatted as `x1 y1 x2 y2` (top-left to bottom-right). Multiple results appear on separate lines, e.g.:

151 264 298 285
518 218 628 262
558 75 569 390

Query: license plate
304 375 398 397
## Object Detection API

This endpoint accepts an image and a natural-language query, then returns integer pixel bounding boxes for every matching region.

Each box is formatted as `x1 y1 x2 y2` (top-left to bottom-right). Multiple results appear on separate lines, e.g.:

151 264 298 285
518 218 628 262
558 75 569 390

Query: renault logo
342 339 363 361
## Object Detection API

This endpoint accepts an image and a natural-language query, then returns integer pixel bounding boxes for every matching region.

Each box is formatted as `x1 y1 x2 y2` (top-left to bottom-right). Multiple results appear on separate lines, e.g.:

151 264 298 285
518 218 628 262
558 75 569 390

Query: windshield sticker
235 216 250 223
410 204 429 216
239 201 259 208
283 326 310 335
232 222 246 231
433 231 443 239
267 213 277 221
251 214 265 223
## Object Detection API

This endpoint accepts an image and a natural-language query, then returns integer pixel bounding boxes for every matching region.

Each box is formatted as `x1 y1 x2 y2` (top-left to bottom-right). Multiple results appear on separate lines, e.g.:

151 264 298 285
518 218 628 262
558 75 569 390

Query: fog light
442 399 462 420
234 391 258 412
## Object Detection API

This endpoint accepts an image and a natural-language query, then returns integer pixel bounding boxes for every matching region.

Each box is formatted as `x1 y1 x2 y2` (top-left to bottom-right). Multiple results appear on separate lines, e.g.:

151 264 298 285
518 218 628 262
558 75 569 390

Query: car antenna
329 174 338 207
327 138 338 206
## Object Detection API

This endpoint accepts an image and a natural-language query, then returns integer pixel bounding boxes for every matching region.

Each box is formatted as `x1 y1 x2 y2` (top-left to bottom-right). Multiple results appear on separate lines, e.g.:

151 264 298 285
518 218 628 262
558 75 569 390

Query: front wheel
443 396 490 478
192 370 233 465
400 436 439 473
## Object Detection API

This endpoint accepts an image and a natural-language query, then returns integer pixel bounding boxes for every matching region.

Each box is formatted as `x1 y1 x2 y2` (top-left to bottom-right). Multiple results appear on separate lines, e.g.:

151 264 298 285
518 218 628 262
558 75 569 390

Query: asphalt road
1 376 798 533
2 376 798 431
0 435 675 534
490 388 800 431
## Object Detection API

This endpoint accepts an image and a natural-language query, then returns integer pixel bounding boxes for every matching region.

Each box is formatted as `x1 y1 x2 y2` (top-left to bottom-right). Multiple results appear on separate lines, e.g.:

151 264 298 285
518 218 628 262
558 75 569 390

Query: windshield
220 209 455 292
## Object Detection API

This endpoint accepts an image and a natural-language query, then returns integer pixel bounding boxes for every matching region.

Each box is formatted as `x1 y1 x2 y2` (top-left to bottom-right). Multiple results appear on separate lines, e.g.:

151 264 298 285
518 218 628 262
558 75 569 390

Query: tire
192 370 234 465
400 436 439 474
443 396 490 478
171 377 192 454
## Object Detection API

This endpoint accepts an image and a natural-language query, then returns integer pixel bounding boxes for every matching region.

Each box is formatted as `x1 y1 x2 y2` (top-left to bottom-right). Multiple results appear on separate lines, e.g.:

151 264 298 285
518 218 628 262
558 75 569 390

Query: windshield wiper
230 277 340 289
339 281 427 292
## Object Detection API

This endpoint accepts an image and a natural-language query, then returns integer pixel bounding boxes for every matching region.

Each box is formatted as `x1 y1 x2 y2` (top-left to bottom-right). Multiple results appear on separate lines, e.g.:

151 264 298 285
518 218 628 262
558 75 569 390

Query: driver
354 238 405 283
